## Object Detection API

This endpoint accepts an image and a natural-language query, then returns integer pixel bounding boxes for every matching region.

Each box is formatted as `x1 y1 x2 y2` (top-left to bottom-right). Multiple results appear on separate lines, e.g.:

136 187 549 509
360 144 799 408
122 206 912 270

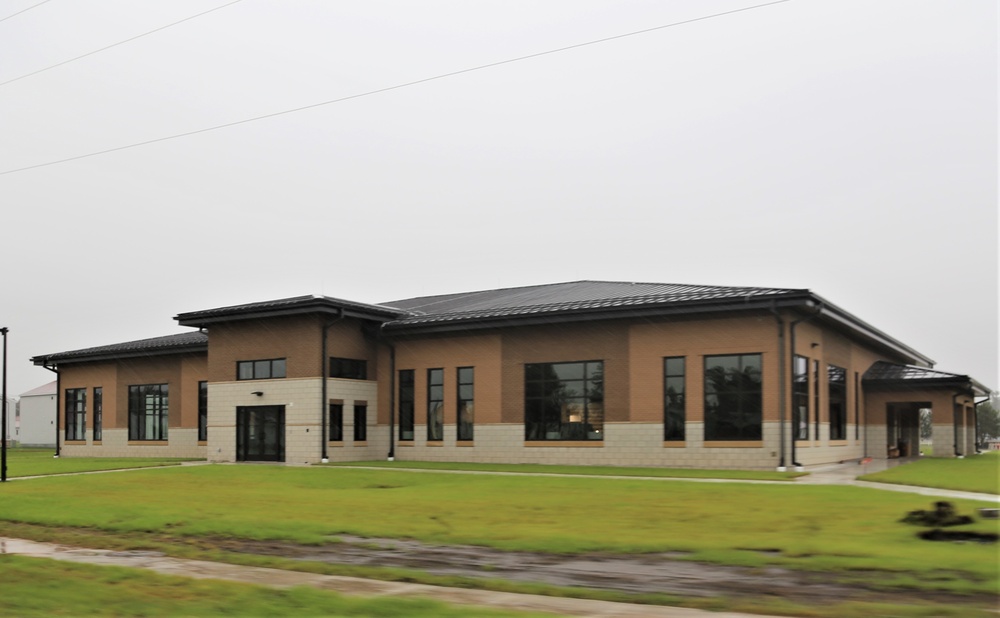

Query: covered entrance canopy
863 362 991 459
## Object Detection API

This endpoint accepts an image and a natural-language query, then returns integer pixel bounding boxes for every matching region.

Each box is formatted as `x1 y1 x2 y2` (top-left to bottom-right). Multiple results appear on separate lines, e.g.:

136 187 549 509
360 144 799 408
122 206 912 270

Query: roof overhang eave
809 294 935 367
176 304 403 328
32 344 208 367
382 294 814 335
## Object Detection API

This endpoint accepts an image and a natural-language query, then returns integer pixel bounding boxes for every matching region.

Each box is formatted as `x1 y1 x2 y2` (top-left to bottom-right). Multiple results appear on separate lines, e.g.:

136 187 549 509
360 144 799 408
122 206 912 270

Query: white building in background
18 381 57 447
1 395 16 446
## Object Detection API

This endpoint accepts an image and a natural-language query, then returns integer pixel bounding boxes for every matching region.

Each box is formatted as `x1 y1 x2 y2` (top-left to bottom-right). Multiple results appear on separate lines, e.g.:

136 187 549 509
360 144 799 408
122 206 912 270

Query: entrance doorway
236 406 285 462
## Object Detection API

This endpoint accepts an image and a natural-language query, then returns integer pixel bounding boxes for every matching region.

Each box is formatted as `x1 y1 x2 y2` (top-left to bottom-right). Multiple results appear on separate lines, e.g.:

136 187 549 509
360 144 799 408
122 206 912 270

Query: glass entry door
236 406 285 462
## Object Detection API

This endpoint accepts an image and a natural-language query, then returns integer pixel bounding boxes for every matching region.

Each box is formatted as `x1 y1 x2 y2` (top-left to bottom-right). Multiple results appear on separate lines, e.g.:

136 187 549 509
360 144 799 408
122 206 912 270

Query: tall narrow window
329 403 343 441
828 364 847 440
399 370 414 441
813 360 820 440
353 404 367 441
792 356 809 440
198 381 208 442
457 367 474 441
65 388 86 441
704 354 762 441
93 387 103 441
427 368 444 441
128 384 168 441
854 372 860 440
525 361 604 441
663 357 685 441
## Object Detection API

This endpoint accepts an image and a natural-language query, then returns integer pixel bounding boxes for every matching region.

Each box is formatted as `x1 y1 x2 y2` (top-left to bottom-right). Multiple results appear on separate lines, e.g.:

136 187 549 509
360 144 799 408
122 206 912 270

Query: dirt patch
214 535 955 604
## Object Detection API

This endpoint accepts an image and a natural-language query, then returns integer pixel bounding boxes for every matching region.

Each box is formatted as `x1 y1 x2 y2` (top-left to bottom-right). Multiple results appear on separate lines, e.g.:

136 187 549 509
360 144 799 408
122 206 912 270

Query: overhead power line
0 0 244 88
0 0 52 24
0 0 791 177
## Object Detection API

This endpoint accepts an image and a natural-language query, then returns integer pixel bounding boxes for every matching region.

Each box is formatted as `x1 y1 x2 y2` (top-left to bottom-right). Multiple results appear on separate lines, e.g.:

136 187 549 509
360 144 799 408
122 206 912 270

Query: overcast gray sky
1 0 996 399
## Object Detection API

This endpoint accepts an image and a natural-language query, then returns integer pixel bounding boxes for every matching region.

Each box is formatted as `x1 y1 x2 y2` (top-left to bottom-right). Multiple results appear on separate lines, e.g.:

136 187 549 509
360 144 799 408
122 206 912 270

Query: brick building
31 281 990 469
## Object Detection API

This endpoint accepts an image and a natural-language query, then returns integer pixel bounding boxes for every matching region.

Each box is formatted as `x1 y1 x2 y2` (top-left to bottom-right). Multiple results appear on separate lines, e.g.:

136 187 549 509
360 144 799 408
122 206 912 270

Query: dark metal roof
382 281 807 327
175 294 406 327
32 331 208 366
862 361 989 395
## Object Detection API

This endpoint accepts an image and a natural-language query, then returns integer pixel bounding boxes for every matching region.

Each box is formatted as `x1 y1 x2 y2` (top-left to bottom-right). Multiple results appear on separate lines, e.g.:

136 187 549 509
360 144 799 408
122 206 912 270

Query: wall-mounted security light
251 391 264 397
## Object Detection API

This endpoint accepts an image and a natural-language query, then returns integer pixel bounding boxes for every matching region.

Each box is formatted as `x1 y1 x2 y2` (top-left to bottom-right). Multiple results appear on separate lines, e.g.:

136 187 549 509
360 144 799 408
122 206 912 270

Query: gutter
319 310 345 463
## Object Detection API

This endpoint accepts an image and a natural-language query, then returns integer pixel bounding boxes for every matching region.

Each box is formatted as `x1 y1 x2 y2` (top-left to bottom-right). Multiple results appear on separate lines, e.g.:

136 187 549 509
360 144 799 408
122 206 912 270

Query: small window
663 357 685 441
427 368 444 441
93 387 103 441
198 381 208 441
828 364 847 440
329 403 343 441
65 388 86 441
354 404 367 441
330 358 367 380
792 356 809 440
399 370 414 441
237 359 286 380
457 367 474 441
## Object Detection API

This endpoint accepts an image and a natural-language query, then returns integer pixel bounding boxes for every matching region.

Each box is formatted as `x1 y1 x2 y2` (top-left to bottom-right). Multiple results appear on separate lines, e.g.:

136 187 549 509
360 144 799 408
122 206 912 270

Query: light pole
1 327 8 482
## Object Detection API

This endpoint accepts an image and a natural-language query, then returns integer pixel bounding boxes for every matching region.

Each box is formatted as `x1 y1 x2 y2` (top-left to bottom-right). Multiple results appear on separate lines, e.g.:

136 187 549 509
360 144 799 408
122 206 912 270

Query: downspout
41 362 60 458
768 303 787 471
788 301 823 469
320 310 345 463
388 344 396 461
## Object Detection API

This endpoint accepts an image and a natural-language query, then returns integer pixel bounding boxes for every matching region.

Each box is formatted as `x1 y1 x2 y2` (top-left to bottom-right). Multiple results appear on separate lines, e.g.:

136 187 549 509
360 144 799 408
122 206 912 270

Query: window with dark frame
399 370 414 441
330 357 367 380
65 388 86 441
198 381 208 441
457 367 474 441
329 403 343 441
353 404 367 441
813 360 820 440
828 364 847 440
792 356 809 440
427 368 444 441
128 384 168 441
93 387 103 441
854 371 860 440
663 357 685 441
237 358 286 380
525 361 604 441
704 354 762 441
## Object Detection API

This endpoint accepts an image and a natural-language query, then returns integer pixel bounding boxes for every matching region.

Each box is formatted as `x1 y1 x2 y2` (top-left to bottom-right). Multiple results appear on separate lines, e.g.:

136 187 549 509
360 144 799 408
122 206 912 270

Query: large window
792 356 809 440
525 361 604 441
198 381 207 441
354 404 367 441
65 388 86 441
828 364 847 440
93 387 103 441
704 354 762 441
330 358 367 380
427 368 444 441
398 370 414 441
128 384 168 441
237 358 286 380
329 403 343 441
457 367 474 441
663 357 685 441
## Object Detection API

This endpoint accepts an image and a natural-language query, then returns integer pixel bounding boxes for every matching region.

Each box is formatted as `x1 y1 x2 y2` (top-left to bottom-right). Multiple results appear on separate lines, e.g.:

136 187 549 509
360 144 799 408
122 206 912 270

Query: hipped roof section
32 281 938 370
863 360 990 396
32 331 208 366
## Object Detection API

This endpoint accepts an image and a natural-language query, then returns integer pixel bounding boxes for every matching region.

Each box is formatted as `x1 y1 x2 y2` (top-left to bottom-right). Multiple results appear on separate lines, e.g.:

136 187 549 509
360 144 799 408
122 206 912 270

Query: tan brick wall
208 315 323 382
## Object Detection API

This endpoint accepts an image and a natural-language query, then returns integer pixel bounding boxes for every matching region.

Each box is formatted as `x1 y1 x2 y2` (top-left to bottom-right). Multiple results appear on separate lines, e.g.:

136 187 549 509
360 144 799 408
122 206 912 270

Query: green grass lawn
3 447 199 477
860 452 1000 494
0 465 995 597
327 459 805 480
0 555 541 617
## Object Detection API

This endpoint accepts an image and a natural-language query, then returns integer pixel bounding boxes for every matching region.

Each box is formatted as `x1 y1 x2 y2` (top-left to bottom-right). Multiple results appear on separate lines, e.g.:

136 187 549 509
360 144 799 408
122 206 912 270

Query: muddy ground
216 534 993 606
